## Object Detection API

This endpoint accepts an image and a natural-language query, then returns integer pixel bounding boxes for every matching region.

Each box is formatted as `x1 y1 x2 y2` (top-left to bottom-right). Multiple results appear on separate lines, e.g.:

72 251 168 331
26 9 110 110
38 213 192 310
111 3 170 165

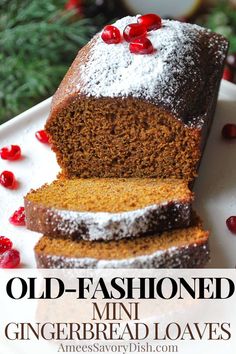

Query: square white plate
0 80 236 268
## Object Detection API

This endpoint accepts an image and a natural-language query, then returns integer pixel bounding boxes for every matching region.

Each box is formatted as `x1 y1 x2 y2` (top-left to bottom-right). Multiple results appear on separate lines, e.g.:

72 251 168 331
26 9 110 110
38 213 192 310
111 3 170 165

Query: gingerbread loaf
25 178 193 241
45 16 228 181
35 219 210 269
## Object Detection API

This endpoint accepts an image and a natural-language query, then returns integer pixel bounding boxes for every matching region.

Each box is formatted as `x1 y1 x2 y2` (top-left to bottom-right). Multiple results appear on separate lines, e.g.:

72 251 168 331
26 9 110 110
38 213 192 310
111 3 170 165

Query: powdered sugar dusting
80 16 228 121
53 201 191 241
26 200 191 241
37 241 210 269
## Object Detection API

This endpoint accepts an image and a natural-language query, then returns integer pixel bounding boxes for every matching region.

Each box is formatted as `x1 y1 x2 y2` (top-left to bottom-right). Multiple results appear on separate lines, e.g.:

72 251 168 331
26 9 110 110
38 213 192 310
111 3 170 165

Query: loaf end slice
25 178 193 241
35 221 210 269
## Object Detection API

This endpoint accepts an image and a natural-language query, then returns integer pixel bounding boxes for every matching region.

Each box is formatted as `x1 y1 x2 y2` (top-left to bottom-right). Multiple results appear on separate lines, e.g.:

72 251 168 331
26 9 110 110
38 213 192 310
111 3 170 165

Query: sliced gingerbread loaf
25 178 193 241
45 16 228 181
35 220 209 269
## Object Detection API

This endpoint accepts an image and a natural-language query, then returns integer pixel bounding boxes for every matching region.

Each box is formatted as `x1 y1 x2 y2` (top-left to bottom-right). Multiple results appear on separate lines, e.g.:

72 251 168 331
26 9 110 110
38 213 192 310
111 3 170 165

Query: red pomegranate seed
138 14 162 31
0 171 16 189
0 249 20 269
123 23 147 42
222 124 236 139
222 67 234 82
130 38 154 55
0 145 21 161
0 236 13 255
226 216 236 234
35 130 49 144
101 25 121 44
65 0 83 14
9 207 26 226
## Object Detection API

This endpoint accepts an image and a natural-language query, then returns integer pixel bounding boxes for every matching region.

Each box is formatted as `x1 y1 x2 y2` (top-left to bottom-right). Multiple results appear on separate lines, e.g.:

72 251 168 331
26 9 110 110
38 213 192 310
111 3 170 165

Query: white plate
0 80 236 268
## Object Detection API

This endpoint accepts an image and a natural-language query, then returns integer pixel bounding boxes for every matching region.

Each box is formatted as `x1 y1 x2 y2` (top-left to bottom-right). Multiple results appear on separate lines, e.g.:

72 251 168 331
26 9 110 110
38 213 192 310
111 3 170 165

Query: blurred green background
0 0 236 124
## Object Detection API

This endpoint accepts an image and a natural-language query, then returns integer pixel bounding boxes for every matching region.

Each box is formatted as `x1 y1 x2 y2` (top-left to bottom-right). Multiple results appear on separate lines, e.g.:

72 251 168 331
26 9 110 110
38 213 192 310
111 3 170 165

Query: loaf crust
35 233 210 269
49 18 228 127
25 198 192 241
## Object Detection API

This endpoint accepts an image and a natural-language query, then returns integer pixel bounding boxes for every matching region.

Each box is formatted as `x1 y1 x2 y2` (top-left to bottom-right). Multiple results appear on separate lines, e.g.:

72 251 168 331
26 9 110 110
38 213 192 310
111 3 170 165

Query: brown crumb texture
25 177 192 213
46 98 202 181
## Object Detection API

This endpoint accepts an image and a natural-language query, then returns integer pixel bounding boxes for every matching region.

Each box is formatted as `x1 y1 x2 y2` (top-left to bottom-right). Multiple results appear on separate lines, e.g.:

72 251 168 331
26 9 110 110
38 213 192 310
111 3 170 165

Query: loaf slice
25 178 193 241
46 17 228 181
34 221 209 269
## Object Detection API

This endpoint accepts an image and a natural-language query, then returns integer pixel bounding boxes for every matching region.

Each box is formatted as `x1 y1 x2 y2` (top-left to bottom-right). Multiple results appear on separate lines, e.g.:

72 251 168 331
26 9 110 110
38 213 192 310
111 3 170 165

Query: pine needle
0 0 99 123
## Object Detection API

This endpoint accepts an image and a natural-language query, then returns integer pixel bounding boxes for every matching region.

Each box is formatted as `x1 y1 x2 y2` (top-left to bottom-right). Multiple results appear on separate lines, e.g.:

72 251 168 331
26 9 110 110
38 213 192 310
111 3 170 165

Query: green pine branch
0 0 100 123
202 0 236 53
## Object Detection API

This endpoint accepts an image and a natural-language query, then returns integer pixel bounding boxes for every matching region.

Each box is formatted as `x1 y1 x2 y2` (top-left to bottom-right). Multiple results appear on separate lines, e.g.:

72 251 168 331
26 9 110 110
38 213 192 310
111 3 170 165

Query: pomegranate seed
226 53 236 70
0 249 20 269
226 216 236 234
123 23 147 42
130 38 154 55
222 67 234 82
138 14 162 31
0 145 21 161
65 0 83 14
222 124 236 139
101 25 121 44
0 171 16 189
9 207 26 226
35 130 50 144
0 237 13 255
